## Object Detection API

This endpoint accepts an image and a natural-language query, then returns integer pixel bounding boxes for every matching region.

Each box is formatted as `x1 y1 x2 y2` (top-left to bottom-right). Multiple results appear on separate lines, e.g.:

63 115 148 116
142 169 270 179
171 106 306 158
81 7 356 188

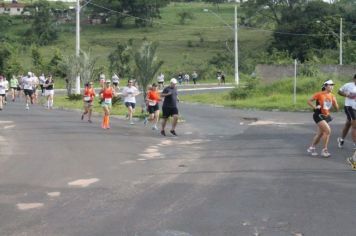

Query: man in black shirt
160 78 179 136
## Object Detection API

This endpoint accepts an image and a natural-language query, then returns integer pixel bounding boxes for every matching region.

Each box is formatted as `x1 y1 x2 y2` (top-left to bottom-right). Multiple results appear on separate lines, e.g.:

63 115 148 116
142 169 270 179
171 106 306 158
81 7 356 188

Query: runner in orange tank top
99 80 116 129
81 82 96 123
146 83 161 130
307 80 339 157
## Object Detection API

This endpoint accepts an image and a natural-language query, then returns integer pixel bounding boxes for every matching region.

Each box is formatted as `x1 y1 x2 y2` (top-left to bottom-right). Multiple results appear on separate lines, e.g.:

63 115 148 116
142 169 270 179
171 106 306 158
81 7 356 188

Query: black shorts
0 94 5 97
113 82 118 86
162 107 178 118
313 112 332 124
125 102 136 109
24 89 33 97
344 106 356 121
148 104 159 114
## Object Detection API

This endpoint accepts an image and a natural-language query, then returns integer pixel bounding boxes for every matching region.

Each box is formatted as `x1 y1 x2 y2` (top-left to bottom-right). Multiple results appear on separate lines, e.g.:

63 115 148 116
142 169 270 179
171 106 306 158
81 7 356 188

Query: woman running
81 82 96 123
44 74 54 109
99 80 116 129
146 83 161 130
122 79 139 125
9 75 19 102
307 80 339 157
0 76 6 110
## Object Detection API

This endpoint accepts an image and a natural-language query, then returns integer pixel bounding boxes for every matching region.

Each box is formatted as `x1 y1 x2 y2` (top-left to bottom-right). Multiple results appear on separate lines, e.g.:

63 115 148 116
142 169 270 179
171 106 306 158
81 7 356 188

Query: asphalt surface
0 93 356 236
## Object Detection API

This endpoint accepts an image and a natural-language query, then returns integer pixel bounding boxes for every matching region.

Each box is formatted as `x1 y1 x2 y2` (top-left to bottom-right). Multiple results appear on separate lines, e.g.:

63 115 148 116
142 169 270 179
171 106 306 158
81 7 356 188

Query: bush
67 94 82 101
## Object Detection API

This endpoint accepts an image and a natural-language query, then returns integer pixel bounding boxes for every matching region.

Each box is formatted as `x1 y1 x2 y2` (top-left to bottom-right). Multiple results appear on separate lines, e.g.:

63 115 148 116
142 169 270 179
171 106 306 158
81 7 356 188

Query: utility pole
75 0 80 94
339 17 343 65
234 4 239 86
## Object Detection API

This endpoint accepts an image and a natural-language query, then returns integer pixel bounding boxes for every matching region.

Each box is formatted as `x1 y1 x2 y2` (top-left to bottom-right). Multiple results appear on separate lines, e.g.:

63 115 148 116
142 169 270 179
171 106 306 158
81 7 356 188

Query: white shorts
45 90 54 96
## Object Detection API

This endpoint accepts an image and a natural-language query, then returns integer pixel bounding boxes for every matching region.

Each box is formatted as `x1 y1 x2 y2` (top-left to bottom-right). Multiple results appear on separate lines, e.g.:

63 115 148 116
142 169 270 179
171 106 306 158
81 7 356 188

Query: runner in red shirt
146 83 161 130
81 82 96 123
307 80 339 157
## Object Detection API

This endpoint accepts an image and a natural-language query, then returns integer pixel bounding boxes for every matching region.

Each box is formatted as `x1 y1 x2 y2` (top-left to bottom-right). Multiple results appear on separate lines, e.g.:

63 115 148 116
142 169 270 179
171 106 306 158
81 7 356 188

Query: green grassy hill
8 2 272 79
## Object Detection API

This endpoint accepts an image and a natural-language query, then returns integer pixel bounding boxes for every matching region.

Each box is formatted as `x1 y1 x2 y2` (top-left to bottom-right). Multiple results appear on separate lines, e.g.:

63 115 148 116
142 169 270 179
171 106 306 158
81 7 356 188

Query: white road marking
4 125 16 129
68 178 99 187
17 203 44 210
47 192 61 197
248 120 303 126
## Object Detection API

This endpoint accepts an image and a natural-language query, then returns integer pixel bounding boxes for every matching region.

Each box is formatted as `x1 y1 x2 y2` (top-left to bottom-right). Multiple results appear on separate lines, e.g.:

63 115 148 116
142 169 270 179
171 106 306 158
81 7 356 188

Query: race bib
24 84 32 90
105 98 112 103
148 101 156 106
84 96 91 102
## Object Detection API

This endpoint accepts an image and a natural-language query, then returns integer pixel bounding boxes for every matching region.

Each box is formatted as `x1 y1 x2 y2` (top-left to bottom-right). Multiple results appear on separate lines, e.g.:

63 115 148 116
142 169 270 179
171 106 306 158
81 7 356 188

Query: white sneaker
143 117 148 125
307 146 318 156
337 137 344 148
321 149 331 158
25 104 29 110
130 121 134 125
152 125 158 130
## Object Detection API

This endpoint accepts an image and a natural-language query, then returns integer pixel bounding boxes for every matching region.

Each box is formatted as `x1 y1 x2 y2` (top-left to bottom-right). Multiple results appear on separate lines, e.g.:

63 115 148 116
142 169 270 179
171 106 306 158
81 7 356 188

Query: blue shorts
125 102 136 109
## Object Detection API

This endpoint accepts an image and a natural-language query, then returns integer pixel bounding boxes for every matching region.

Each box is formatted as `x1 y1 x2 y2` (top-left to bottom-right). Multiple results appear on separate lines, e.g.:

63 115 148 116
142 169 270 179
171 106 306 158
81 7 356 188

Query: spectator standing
157 72 165 89
192 71 198 85
178 72 183 85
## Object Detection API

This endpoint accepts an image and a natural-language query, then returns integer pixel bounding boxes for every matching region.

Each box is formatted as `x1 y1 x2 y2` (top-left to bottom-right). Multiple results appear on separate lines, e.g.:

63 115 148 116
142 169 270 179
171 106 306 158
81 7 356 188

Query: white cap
170 78 177 84
28 72 32 76
324 80 335 85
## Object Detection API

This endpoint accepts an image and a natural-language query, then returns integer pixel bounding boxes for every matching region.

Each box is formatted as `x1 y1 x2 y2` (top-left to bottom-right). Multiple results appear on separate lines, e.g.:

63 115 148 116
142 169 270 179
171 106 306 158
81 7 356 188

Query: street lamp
204 5 239 86
316 18 343 65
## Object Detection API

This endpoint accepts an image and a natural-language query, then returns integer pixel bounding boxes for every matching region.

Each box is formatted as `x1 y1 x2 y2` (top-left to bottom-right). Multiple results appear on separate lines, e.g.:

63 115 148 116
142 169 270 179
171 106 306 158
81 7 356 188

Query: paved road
0 97 356 236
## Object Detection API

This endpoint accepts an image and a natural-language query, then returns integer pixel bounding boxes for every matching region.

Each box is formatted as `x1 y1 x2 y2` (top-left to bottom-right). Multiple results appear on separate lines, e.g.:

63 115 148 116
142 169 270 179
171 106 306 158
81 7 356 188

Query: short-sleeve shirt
0 81 6 94
122 86 139 103
147 90 160 106
22 77 34 90
162 86 178 108
339 82 356 108
10 78 18 88
312 91 336 116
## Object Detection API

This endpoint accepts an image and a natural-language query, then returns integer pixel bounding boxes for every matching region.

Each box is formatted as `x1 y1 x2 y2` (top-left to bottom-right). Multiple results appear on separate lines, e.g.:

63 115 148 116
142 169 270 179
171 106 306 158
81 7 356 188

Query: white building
0 2 25 15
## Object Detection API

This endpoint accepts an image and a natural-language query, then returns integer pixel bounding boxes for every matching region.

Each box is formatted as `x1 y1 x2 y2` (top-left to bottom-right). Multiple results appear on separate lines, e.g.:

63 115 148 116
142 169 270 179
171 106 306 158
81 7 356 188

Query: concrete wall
256 64 356 83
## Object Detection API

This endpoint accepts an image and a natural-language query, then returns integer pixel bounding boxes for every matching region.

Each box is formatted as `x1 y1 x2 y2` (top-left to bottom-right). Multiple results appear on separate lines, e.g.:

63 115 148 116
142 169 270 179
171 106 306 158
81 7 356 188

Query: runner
337 74 356 149
307 80 339 157
9 75 19 102
44 74 54 109
0 76 6 110
22 72 34 110
39 73 46 96
146 83 161 130
160 78 179 136
112 73 120 91
3 76 9 104
99 72 106 89
122 79 140 125
81 81 96 123
99 80 116 129
32 73 39 104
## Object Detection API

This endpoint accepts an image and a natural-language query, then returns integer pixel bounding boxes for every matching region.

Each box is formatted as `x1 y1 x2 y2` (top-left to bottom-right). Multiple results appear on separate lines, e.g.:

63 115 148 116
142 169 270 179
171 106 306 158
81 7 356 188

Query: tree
134 41 164 100
108 42 133 79
0 43 12 75
24 0 58 45
88 0 170 28
177 11 195 25
0 15 12 42
60 50 97 96
31 46 44 73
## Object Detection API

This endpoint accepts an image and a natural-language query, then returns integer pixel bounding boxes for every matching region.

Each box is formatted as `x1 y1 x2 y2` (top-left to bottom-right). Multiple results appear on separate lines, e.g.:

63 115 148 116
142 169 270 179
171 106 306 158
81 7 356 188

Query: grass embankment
180 75 348 111
8 2 271 81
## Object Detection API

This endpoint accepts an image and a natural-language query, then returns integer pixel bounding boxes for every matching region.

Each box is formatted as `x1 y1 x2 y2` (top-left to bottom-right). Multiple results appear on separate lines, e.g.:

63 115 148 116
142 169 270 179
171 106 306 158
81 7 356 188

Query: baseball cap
170 78 177 84
28 72 32 76
324 80 335 85
105 80 111 83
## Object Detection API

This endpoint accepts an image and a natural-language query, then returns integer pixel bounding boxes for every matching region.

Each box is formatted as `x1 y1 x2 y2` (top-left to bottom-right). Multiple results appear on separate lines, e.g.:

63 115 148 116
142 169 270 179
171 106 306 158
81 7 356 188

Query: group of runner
307 74 356 170
0 72 55 111
81 77 180 136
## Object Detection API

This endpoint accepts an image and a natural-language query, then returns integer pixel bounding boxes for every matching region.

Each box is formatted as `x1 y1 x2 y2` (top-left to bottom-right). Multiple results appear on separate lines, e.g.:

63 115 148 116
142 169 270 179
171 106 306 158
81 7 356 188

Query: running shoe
160 130 166 136
130 121 135 125
152 125 158 130
81 114 84 120
25 104 29 110
307 146 318 156
321 149 331 158
337 137 344 148
346 157 356 170
170 130 177 136
143 117 148 125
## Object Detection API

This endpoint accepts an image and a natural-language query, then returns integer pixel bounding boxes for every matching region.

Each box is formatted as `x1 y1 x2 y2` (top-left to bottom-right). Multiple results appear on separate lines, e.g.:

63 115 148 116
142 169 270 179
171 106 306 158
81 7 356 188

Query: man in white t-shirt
122 79 140 125
338 74 356 149
22 72 35 110
0 76 6 110
157 72 164 89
